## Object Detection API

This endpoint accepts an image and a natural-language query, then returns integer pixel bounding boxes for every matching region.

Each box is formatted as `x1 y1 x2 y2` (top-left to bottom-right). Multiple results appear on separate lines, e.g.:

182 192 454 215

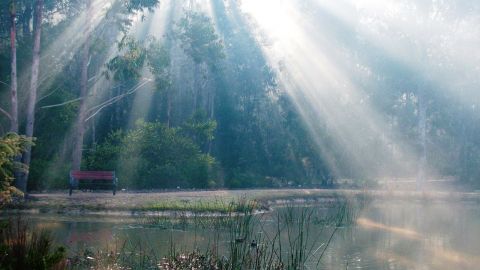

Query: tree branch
85 79 147 114
0 107 12 120
84 78 152 122
38 78 131 109
37 78 152 119
37 85 62 103
40 97 83 109
0 80 10 87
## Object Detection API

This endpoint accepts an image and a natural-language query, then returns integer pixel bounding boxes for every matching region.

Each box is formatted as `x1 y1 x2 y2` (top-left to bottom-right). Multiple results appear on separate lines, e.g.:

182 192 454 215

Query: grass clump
146 197 262 214
156 203 348 269
0 218 66 270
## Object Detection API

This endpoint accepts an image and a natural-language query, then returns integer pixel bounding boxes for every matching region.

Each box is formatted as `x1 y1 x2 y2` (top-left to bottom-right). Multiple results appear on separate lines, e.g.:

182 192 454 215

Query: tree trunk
18 0 43 193
71 0 92 171
166 90 171 128
209 87 214 119
91 117 96 148
91 72 97 147
417 88 427 191
193 64 200 111
207 86 214 154
9 1 18 133
22 1 32 36
458 116 469 182
10 1 21 191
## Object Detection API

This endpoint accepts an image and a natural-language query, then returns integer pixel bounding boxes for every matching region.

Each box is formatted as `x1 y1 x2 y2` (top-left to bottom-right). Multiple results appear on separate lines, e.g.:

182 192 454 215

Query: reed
69 198 363 269
0 218 67 270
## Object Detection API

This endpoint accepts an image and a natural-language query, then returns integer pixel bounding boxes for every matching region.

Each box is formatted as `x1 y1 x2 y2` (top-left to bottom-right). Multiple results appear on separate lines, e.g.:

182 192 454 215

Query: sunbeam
17 0 114 105
241 0 421 178
1 1 480 269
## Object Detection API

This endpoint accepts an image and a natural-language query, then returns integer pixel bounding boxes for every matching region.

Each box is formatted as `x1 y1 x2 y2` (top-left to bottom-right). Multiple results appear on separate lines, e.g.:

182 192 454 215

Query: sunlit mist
1 1 480 269
240 0 480 180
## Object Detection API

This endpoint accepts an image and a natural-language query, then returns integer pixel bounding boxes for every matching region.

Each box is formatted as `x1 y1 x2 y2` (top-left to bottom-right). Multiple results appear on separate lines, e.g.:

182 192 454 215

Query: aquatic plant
68 198 358 269
0 218 66 270
146 197 264 214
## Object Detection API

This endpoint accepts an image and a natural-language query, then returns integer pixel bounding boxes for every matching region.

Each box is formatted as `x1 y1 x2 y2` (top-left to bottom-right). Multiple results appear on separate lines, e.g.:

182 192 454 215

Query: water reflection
321 201 480 270
23 200 480 269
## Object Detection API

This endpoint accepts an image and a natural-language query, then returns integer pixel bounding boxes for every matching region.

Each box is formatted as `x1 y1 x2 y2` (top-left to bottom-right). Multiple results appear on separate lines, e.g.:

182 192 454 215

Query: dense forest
1 0 480 192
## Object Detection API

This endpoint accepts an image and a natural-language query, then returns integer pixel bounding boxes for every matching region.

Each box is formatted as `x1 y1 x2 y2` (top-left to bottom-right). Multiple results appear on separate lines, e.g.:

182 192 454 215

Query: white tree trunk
10 1 18 133
72 0 92 171
417 89 427 191
22 1 32 36
19 0 43 193
193 64 200 111
166 90 171 127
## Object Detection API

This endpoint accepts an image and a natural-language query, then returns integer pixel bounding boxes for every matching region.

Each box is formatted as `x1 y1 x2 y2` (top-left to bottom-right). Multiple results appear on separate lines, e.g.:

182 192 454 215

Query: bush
29 157 71 190
0 133 30 205
84 130 124 171
86 122 216 189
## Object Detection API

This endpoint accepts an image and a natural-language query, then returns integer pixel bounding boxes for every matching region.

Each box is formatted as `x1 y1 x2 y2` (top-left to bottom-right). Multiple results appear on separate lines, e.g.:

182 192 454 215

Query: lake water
21 199 480 269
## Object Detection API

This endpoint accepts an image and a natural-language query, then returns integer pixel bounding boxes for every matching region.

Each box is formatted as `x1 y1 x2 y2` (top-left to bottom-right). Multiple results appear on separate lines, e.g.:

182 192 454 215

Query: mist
1 0 480 269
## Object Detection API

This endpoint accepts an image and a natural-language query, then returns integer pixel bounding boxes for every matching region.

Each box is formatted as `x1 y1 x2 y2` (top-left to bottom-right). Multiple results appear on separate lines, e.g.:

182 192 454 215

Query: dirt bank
6 189 480 215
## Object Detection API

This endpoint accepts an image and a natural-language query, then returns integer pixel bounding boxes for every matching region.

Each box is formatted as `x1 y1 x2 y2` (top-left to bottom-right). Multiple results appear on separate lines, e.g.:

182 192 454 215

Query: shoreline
4 188 480 217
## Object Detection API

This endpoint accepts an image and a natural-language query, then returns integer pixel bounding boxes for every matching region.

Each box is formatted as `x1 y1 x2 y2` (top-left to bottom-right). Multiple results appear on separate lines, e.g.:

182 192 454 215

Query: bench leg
113 185 116 196
69 186 73 196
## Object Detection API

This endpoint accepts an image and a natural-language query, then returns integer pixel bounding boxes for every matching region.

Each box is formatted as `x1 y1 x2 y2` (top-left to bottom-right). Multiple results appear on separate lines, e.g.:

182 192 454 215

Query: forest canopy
1 0 480 191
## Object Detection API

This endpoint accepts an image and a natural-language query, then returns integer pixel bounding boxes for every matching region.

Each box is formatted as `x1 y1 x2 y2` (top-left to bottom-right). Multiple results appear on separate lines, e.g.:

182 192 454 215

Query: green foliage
106 36 147 81
0 218 66 270
86 122 216 189
3 0 480 191
85 131 124 171
29 87 78 190
146 38 171 91
123 0 159 12
176 12 225 68
147 198 258 214
0 133 30 205
122 122 215 188
29 157 71 190
146 39 170 77
182 111 217 149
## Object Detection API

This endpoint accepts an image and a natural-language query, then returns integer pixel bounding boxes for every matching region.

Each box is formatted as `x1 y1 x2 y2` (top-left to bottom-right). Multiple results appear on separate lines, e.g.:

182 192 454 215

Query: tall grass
0 218 67 270
67 198 363 269
146 196 263 214
158 200 352 269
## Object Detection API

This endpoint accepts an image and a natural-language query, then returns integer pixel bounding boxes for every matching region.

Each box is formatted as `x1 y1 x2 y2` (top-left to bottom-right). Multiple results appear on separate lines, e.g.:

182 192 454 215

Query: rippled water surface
23 200 480 269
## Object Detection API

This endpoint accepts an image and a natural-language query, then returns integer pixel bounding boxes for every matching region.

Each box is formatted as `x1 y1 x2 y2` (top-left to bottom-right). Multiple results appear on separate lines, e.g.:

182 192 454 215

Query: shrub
0 133 30 205
86 122 216 189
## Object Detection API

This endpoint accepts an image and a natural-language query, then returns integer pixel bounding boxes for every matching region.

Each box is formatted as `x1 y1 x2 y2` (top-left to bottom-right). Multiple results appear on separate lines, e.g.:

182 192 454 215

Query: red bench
69 171 118 196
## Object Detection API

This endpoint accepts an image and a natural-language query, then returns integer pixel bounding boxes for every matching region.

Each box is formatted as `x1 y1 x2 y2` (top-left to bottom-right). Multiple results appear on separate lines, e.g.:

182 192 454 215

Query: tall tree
18 0 43 193
146 39 171 126
72 0 92 171
176 12 224 118
416 86 427 191
22 0 32 36
9 1 18 133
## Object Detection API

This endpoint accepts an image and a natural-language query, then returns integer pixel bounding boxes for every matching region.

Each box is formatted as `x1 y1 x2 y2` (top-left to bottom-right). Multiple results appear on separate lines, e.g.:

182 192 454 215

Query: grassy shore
5 188 480 215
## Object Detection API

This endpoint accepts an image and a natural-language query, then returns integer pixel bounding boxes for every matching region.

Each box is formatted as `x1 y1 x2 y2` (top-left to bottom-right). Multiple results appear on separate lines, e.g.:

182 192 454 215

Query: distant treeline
1 0 480 190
